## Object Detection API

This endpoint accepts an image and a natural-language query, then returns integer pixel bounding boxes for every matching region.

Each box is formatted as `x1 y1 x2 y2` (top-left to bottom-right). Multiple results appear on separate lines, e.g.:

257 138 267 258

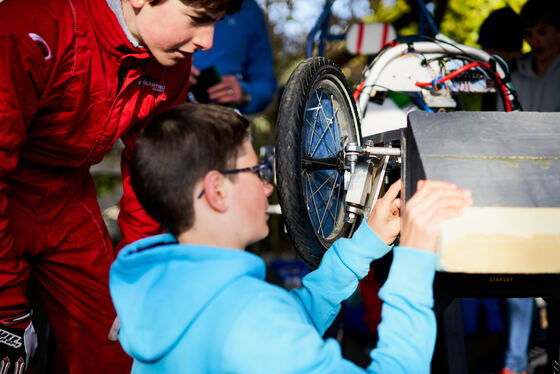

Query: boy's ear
201 171 229 212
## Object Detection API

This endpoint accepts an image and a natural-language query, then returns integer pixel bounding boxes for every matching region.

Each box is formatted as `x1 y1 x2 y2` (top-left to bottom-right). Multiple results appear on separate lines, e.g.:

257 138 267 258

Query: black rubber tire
276 57 361 268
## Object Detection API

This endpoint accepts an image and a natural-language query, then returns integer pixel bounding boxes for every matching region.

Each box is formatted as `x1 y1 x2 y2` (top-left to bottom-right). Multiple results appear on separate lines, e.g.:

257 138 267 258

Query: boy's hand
367 180 401 245
108 316 120 342
207 76 243 105
0 321 37 374
189 65 200 86
400 180 472 253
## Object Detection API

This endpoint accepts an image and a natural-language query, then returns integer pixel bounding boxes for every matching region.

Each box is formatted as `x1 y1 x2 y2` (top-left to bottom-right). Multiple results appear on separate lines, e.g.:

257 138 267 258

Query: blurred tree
293 0 528 79
439 0 525 46
260 0 527 62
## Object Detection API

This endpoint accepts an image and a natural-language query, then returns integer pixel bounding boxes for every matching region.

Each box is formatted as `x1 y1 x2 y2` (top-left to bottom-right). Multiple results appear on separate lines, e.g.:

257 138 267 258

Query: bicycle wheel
276 57 361 268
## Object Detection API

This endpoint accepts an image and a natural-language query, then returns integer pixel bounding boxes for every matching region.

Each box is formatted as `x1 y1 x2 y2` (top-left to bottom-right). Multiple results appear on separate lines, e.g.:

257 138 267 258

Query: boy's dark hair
150 0 244 15
131 103 250 236
520 0 560 30
478 7 523 52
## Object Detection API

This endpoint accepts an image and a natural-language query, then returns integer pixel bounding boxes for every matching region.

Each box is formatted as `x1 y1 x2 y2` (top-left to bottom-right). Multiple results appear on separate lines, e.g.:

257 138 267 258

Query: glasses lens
258 163 272 184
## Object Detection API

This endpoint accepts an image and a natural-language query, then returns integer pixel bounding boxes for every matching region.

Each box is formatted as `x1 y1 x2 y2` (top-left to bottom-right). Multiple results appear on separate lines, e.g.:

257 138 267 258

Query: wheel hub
301 150 346 175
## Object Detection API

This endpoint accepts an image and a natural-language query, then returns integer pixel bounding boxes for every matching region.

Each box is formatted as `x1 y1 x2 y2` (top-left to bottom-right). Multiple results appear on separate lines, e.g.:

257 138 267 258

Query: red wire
495 75 512 112
415 61 513 112
415 61 486 87
353 81 365 102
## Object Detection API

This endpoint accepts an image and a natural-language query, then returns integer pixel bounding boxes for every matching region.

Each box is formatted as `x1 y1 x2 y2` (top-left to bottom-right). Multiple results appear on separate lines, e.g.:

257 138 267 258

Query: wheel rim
301 77 358 245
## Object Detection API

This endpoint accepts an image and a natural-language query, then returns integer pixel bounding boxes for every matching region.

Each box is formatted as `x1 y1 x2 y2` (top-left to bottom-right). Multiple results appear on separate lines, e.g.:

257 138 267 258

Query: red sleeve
0 32 46 310
116 62 190 250
116 139 164 251
359 270 383 334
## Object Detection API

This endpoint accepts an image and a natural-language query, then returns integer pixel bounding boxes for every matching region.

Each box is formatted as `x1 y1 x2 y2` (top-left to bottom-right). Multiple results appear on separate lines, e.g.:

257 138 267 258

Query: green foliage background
370 0 527 47
439 0 525 46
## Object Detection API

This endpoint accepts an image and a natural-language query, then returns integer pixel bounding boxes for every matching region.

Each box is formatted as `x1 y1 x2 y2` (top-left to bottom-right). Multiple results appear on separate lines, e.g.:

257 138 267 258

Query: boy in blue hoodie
109 103 472 373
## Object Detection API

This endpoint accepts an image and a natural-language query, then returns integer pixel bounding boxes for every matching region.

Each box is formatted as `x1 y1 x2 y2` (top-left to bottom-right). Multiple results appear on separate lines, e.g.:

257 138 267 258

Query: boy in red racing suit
0 0 242 372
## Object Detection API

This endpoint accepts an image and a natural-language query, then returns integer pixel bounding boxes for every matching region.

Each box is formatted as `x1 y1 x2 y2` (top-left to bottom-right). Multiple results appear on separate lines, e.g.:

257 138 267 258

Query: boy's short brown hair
478 7 523 52
150 0 244 15
520 0 560 30
131 103 249 236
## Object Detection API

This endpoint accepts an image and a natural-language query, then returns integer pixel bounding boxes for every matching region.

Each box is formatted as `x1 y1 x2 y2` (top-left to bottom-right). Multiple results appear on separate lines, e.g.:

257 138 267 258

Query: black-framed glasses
220 161 273 184
197 161 273 198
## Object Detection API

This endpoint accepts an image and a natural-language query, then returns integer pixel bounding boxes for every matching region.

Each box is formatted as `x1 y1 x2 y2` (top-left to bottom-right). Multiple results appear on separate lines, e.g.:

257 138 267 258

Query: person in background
478 6 524 65
478 6 523 111
477 9 530 374
110 102 473 373
189 0 277 114
499 2 560 373
0 0 242 372
512 0 560 112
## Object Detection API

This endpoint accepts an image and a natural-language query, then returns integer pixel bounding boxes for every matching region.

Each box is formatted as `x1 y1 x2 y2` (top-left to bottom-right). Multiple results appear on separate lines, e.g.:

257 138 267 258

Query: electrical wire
415 61 486 88
354 43 520 112
415 60 517 111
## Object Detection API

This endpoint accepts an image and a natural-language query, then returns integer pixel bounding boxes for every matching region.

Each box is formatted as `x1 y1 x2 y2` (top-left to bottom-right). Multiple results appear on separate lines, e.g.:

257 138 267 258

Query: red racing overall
0 0 189 371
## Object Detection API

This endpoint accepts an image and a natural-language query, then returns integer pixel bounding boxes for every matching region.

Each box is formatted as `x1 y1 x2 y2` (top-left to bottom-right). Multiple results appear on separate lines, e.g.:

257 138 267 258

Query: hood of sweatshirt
516 53 560 79
109 234 265 363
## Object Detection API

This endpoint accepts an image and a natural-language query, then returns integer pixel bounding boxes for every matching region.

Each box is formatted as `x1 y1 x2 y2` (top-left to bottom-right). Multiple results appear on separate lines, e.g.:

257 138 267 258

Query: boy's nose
192 25 215 52
263 182 273 197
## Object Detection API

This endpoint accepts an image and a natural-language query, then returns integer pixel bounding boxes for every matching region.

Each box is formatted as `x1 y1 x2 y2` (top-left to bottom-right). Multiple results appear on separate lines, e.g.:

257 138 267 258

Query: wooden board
404 111 560 274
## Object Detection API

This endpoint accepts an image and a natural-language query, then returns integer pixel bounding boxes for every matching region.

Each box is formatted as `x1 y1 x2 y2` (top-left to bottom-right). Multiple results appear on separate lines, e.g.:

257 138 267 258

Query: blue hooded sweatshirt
110 222 437 373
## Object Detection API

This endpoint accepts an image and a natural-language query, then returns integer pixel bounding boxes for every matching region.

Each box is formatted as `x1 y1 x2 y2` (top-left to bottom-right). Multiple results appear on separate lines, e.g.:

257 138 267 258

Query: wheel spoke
304 89 330 156
303 91 337 159
308 124 337 158
304 100 322 155
302 88 350 240
305 172 336 202
305 174 325 237
304 171 342 238
309 125 336 158
310 91 338 157
324 94 346 228
328 94 342 154
310 180 331 237
301 155 340 173
317 172 340 231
